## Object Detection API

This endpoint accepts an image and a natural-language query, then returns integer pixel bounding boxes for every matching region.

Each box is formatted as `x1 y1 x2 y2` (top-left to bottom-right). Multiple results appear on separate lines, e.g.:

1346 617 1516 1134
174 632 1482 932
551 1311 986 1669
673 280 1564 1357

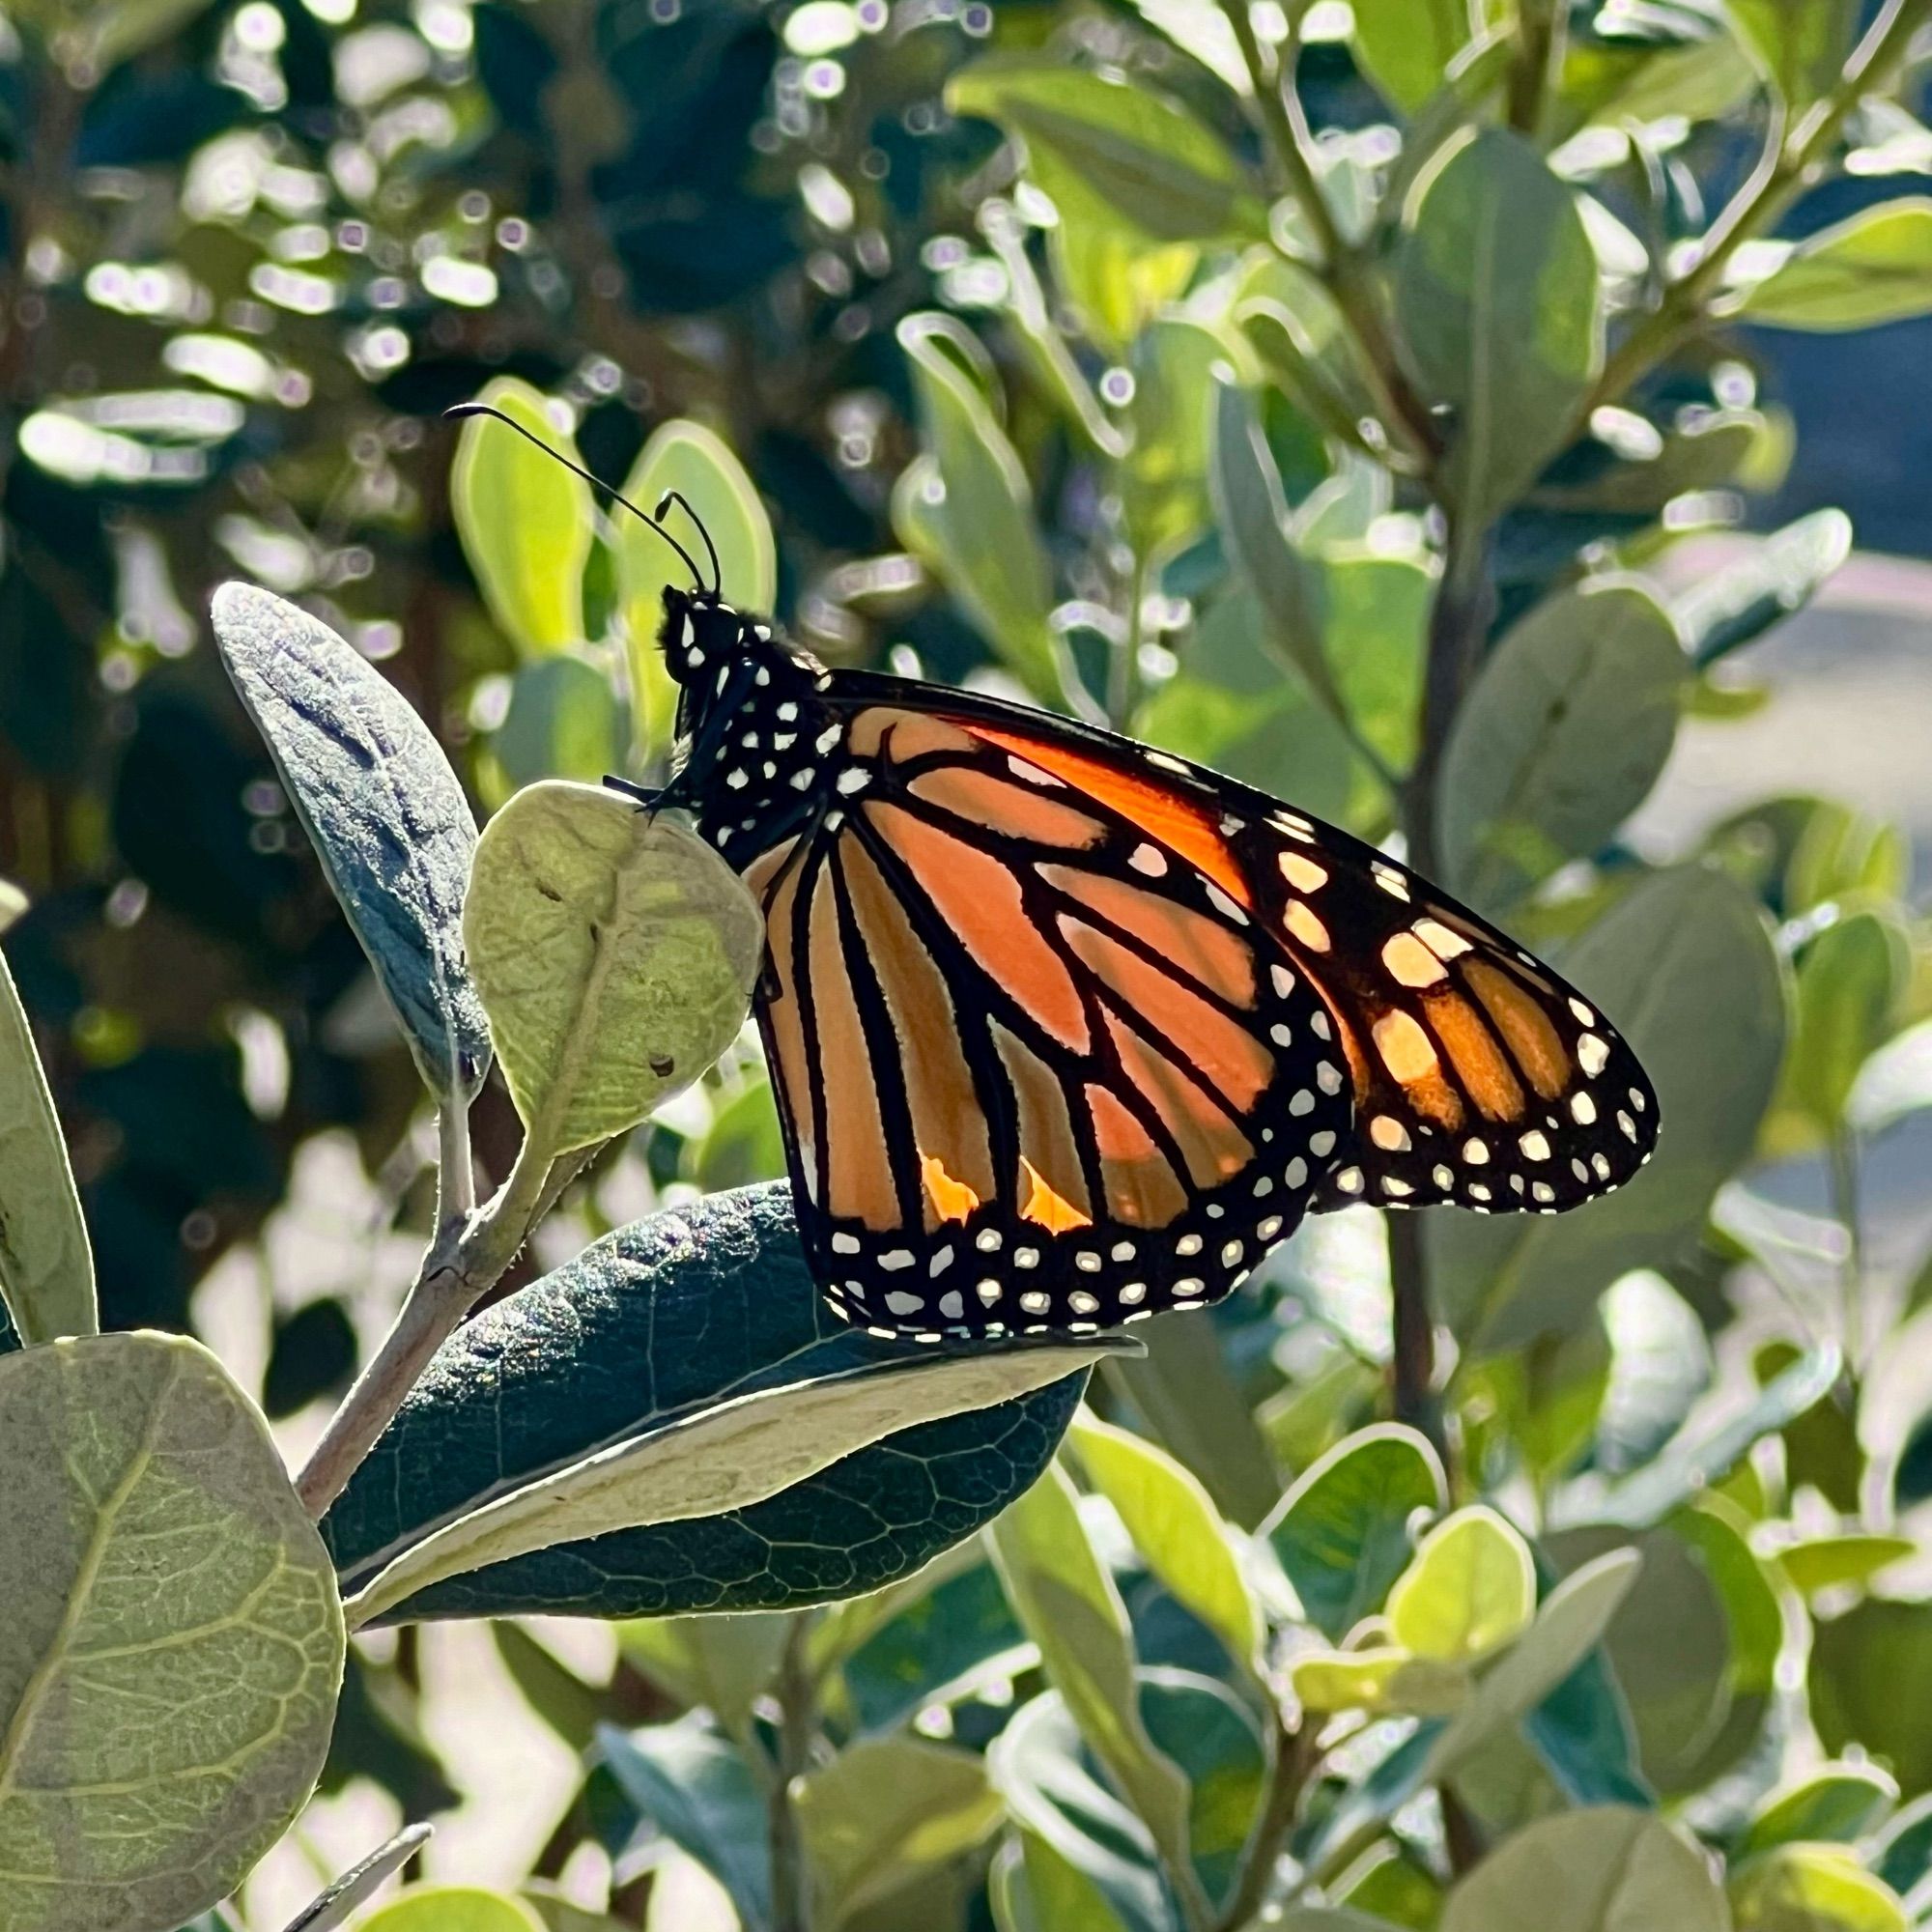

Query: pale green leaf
1432 867 1785 1351
1773 1533 1917 1601
452 379 590 656
895 316 1069 706
985 1463 1207 1926
493 657 629 789
0 1331 343 1932
0 945 96 1343
1730 1845 1909 1932
1122 316 1225 559
1738 1764 1898 1861
1386 1505 1536 1662
345 1337 1123 1627
1291 1645 1470 1717
617 1614 793 1748
1441 1806 1728 1931
1727 0 1861 108
213 582 492 1102
1352 0 1477 113
1395 128 1602 527
795 1737 1003 1928
1847 1017 1932 1136
643 1852 742 1932
617 420 775 764
946 58 1265 247
463 782 761 1157
1439 578 1687 912
1422 1548 1643 1781
1067 1412 1262 1668
1737 202 1932 329
1264 1423 1447 1641
355 1891 544 1932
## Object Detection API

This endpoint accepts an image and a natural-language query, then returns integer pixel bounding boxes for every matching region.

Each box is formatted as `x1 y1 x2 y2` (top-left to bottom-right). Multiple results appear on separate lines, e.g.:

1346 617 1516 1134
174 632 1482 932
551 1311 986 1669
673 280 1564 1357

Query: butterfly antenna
652 489 722 597
443 403 706 593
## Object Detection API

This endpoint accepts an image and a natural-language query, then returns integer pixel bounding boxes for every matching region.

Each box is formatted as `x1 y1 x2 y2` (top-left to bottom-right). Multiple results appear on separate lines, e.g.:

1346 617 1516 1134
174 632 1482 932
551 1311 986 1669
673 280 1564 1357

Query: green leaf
1767 906 1911 1151
1440 1806 1728 1931
0 944 96 1342
0 1331 343 1932
985 1690 1170 1932
1101 1309 1284 1530
1210 376 1343 718
1279 1911 1407 1932
1138 1668 1265 1906
1439 579 1687 912
345 1327 1117 1630
895 316 1069 707
617 420 775 764
452 378 590 657
493 657 629 789
1738 1764 1899 1860
795 1737 1003 1928
1352 0 1477 113
1432 867 1785 1352
1394 128 1602 527
1122 317 1225 559
1671 511 1852 664
1738 202 1932 330
1773 1534 1917 1601
598 1715 771 1932
1291 1645 1470 1718
355 1892 545 1932
1264 1423 1447 1641
990 1831 1137 1932
642 1852 742 1932
1810 1598 1932 1798
1847 1018 1932 1136
323 1185 1094 1621
617 1613 791 1747
1067 1412 1262 1669
1727 0 1861 108
212 582 492 1101
463 782 761 1157
1238 279 1385 456
1871 1792 1932 1899
985 1463 1207 1926
1730 1846 1909 1932
946 58 1265 248
1387 1505 1536 1662
1423 1548 1644 1782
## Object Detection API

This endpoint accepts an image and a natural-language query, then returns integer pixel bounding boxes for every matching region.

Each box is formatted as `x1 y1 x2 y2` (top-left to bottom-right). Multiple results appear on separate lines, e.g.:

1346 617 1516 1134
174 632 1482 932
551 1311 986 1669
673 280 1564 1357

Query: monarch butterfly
453 406 1659 1343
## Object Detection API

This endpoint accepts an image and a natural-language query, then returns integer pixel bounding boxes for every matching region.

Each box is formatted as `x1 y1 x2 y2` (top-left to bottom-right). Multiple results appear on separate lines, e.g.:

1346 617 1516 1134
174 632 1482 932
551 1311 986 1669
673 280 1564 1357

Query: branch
1217 0 1441 469
295 1110 553 1518
1215 1710 1319 1931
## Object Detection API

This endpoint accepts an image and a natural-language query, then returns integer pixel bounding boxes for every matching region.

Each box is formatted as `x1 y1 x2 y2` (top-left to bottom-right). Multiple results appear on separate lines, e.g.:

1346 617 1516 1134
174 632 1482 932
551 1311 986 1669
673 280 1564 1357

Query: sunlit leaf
1738 1764 1899 1860
452 378 591 657
1387 1505 1536 1662
355 1891 544 1932
1729 1845 1909 1932
0 944 96 1343
1352 0 1477 113
0 1332 343 1932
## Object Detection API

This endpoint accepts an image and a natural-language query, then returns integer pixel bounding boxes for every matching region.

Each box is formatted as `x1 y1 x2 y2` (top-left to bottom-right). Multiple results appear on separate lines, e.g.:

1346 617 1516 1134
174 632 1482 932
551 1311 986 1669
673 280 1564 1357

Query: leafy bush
6 2 1932 1932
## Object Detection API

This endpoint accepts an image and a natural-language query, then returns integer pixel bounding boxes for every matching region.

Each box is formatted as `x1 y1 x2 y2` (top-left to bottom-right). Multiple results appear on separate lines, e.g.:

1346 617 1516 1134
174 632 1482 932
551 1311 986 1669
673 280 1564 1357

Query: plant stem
1585 0 1932 418
1112 550 1150 729
1831 1130 1865 1373
1216 0 1440 468
1216 1711 1318 1931
769 1618 817 1932
1505 0 1565 138
295 1116 554 1518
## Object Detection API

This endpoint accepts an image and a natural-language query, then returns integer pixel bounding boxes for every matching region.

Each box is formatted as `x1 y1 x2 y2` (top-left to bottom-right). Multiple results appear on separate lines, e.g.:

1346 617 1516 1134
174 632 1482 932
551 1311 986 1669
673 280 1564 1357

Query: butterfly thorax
657 586 845 862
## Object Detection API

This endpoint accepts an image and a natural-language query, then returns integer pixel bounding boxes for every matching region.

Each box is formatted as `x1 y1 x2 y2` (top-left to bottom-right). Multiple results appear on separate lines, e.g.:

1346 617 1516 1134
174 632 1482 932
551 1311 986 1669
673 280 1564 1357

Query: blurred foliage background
10 0 1932 1926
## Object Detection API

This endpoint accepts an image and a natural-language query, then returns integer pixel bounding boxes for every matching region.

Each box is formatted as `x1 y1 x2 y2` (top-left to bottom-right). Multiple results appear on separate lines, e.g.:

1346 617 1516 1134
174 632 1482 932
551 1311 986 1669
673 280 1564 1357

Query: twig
295 1114 553 1518
769 1617 818 1932
1215 1710 1319 1931
1216 0 1441 469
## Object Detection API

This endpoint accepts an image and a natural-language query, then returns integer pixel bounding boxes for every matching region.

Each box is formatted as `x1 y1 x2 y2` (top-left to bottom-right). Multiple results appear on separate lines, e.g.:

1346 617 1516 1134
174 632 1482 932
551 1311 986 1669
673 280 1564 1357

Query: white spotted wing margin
1234 807 1660 1216
740 710 1354 1344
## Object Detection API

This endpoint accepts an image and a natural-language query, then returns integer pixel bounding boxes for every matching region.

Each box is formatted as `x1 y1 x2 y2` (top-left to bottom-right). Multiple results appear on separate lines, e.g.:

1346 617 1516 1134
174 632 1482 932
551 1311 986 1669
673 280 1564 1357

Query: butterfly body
629 584 1659 1344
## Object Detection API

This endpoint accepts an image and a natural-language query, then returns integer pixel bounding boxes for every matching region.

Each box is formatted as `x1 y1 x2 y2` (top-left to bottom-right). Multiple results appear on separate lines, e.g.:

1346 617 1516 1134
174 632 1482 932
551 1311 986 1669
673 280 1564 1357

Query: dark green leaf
323 1184 1091 1621
1263 1423 1447 1641
212 582 491 1101
1439 578 1686 912
1737 1764 1898 1860
1811 1599 1932 1798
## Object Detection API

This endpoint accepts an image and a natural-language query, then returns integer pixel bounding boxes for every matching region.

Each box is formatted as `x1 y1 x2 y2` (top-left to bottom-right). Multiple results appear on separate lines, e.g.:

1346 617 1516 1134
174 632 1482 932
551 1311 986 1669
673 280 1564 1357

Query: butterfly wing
740 703 1351 1339
822 674 1661 1222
